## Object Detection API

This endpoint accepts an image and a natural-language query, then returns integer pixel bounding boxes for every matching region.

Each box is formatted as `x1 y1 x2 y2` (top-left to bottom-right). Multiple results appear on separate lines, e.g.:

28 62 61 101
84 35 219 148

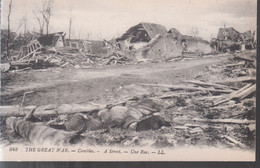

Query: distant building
212 27 255 52
217 27 242 42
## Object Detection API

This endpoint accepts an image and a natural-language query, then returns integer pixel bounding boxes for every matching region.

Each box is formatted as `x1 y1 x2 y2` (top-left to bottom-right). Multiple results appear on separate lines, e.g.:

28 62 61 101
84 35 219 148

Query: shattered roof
168 28 182 36
141 22 168 38
217 27 241 41
117 22 167 41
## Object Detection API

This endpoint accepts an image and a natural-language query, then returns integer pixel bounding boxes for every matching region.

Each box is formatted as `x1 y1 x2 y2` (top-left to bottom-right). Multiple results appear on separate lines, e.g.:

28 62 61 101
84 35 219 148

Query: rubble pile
138 50 256 148
1 39 135 72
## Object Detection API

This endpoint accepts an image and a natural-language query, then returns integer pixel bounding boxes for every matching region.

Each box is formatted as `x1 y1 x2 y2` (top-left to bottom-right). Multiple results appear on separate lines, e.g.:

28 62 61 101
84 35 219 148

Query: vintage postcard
0 0 256 161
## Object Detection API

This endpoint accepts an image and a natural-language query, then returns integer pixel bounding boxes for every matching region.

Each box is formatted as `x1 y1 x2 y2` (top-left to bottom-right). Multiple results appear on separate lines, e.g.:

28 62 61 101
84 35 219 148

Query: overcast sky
1 0 257 41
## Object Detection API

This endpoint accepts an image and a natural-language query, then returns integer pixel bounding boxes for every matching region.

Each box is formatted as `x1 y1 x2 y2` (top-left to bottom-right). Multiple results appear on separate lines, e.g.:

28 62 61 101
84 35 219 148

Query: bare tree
15 18 24 33
33 10 44 35
190 27 199 37
6 0 13 57
23 14 27 34
69 17 72 39
69 7 73 40
34 0 54 35
87 33 91 40
78 28 82 39
41 0 54 35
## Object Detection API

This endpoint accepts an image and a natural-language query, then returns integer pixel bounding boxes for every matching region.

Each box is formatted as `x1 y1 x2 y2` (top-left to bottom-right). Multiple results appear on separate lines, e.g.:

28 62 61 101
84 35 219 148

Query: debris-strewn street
1 48 256 149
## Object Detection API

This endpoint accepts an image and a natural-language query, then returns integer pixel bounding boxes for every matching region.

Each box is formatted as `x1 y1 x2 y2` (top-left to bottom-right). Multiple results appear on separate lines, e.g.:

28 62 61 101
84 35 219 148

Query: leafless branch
6 0 13 57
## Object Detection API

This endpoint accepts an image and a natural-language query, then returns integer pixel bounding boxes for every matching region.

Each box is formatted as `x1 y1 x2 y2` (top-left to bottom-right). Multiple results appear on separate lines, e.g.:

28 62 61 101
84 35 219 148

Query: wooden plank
225 61 245 67
211 103 243 110
197 95 223 101
31 44 35 51
235 84 256 99
0 106 37 117
230 84 252 97
221 76 256 83
18 51 34 61
185 80 234 90
222 135 247 148
214 84 252 106
140 83 232 93
10 61 30 66
0 103 106 118
28 46 31 53
192 118 255 125
247 68 256 77
235 54 255 62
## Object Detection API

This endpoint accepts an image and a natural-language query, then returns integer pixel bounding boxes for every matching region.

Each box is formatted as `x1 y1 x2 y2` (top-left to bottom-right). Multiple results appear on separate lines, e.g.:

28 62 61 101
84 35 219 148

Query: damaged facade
116 22 168 50
115 23 212 61
217 27 242 42
211 27 255 52
168 28 211 54
168 28 183 41
116 23 183 60
117 22 168 43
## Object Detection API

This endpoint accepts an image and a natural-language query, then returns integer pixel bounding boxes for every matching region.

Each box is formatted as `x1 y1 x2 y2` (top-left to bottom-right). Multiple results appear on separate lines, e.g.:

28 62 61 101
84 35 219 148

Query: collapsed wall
135 34 183 61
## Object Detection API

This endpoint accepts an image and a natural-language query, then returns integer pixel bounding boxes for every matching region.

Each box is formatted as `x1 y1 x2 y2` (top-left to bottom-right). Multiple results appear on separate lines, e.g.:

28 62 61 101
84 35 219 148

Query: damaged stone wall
141 34 183 60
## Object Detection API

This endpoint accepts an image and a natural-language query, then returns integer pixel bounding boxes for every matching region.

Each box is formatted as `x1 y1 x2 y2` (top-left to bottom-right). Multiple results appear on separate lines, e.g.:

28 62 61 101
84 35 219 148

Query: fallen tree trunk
0 103 105 118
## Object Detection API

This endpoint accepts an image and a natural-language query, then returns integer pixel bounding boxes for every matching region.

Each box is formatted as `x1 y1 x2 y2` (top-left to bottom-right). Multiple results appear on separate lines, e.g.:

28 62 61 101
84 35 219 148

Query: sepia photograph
0 0 257 161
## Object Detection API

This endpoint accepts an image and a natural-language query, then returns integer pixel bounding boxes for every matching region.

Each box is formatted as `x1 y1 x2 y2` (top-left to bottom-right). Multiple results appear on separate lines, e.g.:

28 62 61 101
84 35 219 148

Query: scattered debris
1 23 256 149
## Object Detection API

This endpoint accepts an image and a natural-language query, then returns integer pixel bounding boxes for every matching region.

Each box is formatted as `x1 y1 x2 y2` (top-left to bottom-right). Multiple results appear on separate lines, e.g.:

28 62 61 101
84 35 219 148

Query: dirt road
1 55 229 106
